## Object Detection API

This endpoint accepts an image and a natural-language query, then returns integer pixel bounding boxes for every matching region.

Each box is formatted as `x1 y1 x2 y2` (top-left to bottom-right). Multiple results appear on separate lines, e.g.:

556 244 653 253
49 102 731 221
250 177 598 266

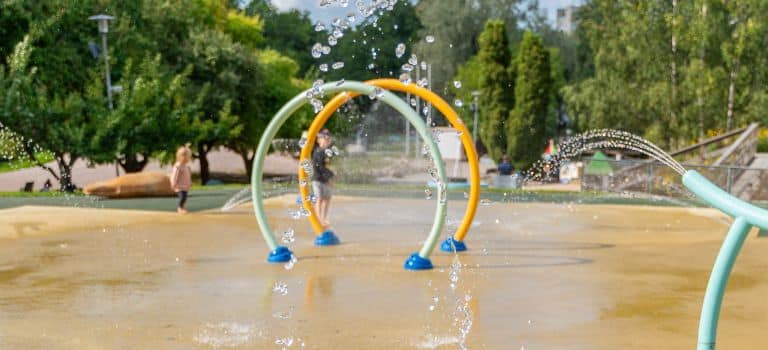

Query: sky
272 0 584 26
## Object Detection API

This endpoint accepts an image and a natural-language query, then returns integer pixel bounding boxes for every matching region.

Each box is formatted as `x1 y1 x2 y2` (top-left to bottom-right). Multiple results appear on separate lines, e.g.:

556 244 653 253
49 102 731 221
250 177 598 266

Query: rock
84 172 175 198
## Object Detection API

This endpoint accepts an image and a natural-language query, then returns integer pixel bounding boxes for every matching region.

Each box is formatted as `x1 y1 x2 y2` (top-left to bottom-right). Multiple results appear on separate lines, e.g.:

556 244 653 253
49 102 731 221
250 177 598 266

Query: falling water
526 129 686 183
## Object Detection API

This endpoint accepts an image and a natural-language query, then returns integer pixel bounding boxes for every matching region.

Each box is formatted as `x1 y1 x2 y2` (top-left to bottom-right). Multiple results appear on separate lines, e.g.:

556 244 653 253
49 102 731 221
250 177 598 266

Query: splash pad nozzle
683 170 768 350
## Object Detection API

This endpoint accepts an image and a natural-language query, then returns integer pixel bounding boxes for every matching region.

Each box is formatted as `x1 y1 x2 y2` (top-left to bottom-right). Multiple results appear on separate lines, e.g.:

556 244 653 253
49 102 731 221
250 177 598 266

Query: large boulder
84 172 175 198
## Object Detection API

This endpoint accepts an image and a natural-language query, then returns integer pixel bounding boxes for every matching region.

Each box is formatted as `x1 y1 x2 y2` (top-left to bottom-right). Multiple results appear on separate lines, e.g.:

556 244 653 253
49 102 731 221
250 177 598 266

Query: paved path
0 150 298 191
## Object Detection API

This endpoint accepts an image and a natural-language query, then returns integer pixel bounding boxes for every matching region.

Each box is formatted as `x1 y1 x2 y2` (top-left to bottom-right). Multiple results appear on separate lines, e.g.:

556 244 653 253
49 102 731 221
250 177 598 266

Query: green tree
414 0 524 93
476 20 514 162
507 31 553 168
324 0 423 83
246 1 319 75
226 49 309 177
0 36 99 190
0 1 30 65
90 56 201 173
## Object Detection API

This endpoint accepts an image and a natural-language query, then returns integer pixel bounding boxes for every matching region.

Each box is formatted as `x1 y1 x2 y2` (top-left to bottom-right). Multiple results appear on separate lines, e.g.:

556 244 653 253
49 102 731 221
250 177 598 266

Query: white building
555 6 580 35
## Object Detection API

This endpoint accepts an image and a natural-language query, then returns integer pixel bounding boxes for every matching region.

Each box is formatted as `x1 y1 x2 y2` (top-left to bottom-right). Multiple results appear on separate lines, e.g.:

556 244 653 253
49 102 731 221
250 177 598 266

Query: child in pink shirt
171 146 192 214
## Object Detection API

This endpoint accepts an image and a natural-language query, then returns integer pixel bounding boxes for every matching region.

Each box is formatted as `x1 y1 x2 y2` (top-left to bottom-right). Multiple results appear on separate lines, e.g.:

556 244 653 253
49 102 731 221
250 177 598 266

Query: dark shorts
312 181 332 200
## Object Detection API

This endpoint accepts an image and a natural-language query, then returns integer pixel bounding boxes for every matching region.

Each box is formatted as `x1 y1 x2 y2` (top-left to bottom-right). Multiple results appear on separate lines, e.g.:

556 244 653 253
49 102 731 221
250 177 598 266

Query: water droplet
339 0 349 7
273 308 293 319
281 228 295 244
284 254 298 270
417 78 428 88
463 192 469 199
401 63 414 72
319 63 328 72
454 99 464 107
311 43 323 58
310 98 324 113
319 0 331 8
275 337 294 346
325 148 334 157
427 167 439 181
395 43 406 58
273 281 288 296
332 28 344 38
480 199 493 206
420 61 427 70
410 97 417 106
399 73 411 85
322 45 331 55
374 87 385 98
314 21 326 32
425 35 435 43
453 80 462 89
336 79 345 86
347 13 356 23
328 35 338 46
332 62 345 70
424 188 433 200
408 54 418 65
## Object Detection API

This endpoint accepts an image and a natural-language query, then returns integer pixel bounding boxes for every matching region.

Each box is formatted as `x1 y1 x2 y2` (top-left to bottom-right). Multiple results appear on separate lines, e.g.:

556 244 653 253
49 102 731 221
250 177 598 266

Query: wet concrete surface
0 196 767 349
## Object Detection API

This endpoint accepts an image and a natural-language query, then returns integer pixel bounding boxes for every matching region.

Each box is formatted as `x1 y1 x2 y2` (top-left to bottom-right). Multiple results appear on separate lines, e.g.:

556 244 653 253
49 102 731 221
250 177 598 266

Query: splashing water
559 129 684 174
194 322 260 348
273 282 288 296
220 187 251 212
395 43 406 58
284 254 298 270
281 228 295 244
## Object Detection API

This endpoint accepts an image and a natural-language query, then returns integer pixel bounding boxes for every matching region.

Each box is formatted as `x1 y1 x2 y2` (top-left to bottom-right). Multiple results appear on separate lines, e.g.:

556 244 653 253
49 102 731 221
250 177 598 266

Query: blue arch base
404 253 433 270
440 237 468 252
314 230 341 246
267 246 293 263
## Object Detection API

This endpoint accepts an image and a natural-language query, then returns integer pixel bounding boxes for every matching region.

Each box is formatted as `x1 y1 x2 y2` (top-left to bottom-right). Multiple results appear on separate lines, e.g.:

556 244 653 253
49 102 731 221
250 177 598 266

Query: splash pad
251 80 481 270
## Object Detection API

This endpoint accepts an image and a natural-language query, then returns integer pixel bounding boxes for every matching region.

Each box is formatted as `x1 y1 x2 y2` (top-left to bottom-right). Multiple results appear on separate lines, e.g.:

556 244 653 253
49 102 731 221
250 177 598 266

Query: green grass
0 190 83 198
0 153 54 173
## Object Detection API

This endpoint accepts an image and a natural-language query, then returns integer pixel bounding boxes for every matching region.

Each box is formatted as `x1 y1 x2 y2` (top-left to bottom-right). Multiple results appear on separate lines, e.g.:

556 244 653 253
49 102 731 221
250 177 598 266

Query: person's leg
312 181 322 217
177 191 188 214
317 199 327 225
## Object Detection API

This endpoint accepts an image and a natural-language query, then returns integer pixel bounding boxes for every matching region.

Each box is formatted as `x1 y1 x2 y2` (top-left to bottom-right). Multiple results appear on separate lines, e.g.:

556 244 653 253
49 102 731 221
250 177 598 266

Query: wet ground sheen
1 195 767 349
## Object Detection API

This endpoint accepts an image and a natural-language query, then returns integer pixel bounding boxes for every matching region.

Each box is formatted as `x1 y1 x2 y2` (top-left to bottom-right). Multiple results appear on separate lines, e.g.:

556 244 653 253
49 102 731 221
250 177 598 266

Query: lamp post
88 14 120 110
89 14 122 176
471 91 481 142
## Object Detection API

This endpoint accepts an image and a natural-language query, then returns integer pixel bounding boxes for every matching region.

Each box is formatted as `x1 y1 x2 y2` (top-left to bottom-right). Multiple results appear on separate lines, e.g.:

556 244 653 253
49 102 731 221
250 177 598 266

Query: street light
88 14 121 110
89 14 122 177
471 91 482 142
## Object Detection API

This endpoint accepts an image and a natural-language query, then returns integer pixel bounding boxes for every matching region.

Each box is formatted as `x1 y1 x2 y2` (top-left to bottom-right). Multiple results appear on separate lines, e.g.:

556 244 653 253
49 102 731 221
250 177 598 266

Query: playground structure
249 78 768 344
296 79 480 253
251 80 482 270
682 170 768 350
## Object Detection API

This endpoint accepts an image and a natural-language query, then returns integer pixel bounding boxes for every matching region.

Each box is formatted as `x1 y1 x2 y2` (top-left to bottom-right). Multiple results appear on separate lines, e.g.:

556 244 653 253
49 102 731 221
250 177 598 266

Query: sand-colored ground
0 196 767 349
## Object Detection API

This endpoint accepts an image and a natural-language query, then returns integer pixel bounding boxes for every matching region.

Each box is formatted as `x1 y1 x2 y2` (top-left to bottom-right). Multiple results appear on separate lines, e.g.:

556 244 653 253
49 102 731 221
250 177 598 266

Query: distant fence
581 158 768 201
